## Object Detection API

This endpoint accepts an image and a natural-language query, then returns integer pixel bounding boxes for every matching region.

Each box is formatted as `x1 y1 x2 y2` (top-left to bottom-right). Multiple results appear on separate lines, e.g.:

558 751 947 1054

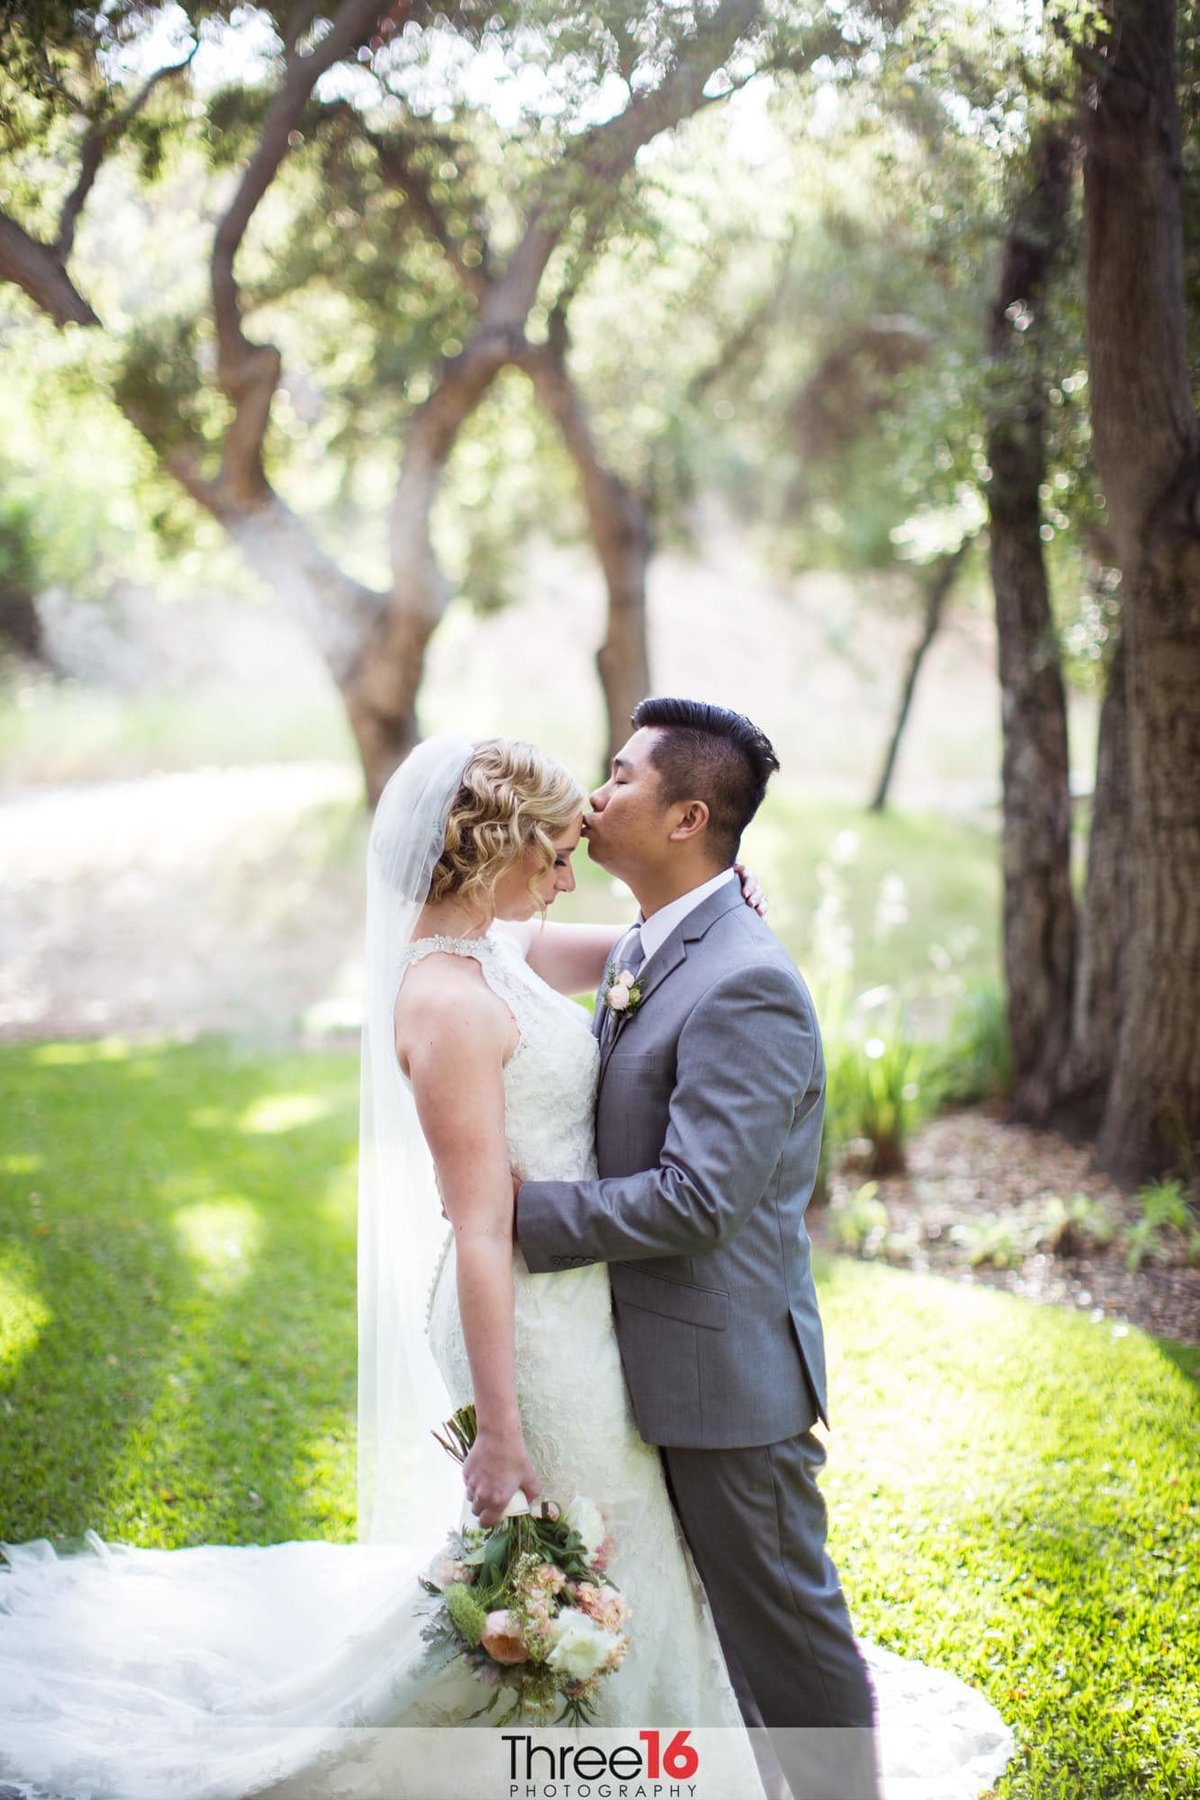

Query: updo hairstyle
429 738 583 914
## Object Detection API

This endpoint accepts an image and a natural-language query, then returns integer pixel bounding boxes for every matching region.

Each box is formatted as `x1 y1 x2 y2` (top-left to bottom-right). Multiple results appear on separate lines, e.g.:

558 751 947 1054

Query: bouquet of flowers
419 1405 631 1725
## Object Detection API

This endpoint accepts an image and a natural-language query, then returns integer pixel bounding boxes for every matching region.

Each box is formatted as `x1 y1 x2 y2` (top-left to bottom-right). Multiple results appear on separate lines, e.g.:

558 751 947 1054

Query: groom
515 697 880 1800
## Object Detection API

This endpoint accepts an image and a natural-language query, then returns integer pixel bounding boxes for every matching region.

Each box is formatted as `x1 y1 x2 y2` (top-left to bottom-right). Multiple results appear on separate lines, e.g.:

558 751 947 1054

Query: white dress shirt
637 868 739 969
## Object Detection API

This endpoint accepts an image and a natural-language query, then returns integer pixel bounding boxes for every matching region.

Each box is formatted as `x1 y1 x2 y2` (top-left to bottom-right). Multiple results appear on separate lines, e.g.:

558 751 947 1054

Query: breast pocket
599 1050 676 1171
605 1048 675 1087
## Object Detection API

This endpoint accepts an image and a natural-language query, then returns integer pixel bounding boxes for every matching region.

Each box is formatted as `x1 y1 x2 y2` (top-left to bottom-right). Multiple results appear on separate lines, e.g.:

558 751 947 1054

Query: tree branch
517 327 651 767
56 42 199 262
360 123 489 298
0 209 99 325
0 32 199 328
480 0 764 337
210 0 392 504
687 231 797 406
569 0 763 196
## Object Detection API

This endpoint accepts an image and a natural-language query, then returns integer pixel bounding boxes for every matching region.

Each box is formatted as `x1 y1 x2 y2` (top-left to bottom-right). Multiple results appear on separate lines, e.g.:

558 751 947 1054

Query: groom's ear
667 799 710 843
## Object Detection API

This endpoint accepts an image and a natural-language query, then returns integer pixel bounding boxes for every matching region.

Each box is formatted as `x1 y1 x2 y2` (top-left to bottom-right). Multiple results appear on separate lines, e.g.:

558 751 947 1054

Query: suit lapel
597 879 743 1079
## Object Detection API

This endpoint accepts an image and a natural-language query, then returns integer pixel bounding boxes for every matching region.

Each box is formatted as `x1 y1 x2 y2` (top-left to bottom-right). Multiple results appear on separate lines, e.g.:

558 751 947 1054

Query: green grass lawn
2 1039 1196 1799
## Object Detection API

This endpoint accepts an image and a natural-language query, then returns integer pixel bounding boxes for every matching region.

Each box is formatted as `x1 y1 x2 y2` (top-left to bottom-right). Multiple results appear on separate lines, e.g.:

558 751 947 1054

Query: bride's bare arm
499 863 768 997
523 922 625 996
398 964 540 1527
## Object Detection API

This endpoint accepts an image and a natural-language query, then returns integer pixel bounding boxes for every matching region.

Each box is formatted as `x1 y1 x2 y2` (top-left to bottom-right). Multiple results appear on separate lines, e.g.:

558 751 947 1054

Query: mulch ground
815 1107 1200 1348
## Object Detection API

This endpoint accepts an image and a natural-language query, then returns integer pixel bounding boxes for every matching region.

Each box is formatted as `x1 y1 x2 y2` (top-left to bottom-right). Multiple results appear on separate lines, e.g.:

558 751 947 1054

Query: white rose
546 1609 621 1682
562 1496 605 1559
612 969 634 989
606 985 631 1012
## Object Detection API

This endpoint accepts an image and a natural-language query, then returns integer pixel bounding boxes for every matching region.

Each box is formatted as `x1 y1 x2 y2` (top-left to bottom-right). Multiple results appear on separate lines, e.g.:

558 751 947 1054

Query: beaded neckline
400 931 496 959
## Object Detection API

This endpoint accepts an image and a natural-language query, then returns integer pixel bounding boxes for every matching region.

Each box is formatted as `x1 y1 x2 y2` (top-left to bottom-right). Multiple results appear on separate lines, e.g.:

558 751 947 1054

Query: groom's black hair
630 697 780 864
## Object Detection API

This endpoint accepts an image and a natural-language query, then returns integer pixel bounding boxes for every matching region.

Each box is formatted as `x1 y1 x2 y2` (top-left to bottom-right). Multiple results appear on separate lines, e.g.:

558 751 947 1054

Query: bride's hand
463 1425 541 1529
735 860 767 917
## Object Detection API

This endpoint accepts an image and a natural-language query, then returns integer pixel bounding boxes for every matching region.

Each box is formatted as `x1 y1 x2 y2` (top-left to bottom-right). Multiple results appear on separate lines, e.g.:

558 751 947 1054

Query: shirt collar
638 868 739 965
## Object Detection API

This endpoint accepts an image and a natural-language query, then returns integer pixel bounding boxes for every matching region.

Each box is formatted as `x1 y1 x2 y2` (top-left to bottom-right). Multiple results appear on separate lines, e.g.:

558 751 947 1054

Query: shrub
951 1212 1026 1269
823 1009 927 1182
1035 1192 1115 1257
828 1180 889 1255
927 983 1011 1107
1124 1179 1200 1272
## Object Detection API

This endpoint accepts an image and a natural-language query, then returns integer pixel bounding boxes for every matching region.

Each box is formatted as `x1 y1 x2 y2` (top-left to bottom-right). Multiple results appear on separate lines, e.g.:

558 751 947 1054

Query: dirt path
0 763 366 1042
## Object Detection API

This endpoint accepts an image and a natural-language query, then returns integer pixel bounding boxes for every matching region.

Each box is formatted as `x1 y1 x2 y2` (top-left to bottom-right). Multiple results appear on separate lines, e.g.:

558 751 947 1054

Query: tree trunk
0 580 43 659
985 126 1077 1123
211 495 406 803
522 332 651 773
1052 633 1132 1134
1083 0 1200 1182
869 542 966 813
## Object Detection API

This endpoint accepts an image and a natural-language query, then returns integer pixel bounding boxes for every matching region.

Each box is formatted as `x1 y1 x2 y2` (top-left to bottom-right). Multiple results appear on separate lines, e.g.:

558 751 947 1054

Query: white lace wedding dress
0 932 1013 1800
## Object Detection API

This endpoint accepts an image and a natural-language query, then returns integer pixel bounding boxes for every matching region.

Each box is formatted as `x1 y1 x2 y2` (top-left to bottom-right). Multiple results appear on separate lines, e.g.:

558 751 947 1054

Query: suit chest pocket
598 1050 676 1167
604 1048 675 1093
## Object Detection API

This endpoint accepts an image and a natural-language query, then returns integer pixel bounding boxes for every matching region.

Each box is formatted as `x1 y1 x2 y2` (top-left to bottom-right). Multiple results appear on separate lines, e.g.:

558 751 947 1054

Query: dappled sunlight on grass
317 1154 358 1230
289 1408 357 1540
31 1037 133 1066
0 1248 52 1379
238 1093 333 1135
187 1104 237 1132
173 1197 263 1295
1 1152 43 1175
814 1258 1200 1798
0 1038 360 1546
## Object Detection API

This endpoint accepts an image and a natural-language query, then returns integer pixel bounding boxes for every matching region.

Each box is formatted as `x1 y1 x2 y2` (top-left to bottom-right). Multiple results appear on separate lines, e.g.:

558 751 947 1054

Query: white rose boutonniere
603 964 643 1019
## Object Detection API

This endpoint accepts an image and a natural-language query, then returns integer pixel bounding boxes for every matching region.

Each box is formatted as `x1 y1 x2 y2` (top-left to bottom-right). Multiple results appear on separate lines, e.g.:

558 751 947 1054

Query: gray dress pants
661 1429 881 1800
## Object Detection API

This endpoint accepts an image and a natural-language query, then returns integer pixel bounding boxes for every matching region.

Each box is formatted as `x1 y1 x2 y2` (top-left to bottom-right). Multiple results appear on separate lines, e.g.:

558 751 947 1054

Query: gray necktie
619 923 645 979
601 923 645 1048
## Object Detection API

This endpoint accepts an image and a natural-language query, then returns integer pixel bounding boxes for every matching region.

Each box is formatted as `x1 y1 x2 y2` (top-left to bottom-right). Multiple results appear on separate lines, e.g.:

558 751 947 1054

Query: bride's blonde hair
429 738 583 913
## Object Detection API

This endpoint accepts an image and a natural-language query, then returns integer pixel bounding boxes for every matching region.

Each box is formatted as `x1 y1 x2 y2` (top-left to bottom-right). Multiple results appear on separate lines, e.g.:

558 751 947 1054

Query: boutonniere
602 963 643 1020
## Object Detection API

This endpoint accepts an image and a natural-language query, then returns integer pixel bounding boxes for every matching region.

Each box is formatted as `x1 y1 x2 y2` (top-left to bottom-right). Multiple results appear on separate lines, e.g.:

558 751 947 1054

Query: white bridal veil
357 731 475 1547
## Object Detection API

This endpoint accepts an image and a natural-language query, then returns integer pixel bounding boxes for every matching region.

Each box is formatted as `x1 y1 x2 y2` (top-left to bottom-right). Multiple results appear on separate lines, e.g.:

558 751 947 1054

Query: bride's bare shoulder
393 949 517 1077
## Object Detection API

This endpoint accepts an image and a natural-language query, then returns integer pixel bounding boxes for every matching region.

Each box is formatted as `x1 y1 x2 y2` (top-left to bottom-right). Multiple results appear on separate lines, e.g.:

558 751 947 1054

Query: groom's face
584 729 676 878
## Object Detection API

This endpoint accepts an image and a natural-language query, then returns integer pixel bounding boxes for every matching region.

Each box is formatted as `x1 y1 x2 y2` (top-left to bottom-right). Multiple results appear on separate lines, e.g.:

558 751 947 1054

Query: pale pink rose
606 985 631 1012
480 1610 528 1665
576 1582 628 1633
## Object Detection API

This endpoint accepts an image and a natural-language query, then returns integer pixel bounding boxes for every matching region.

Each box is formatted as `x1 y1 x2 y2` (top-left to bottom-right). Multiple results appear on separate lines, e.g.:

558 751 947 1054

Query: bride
0 732 1013 1800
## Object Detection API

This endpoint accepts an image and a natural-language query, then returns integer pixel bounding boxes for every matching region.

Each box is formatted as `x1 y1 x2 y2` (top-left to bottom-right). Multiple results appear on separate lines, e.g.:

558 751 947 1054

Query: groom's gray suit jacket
517 879 828 1449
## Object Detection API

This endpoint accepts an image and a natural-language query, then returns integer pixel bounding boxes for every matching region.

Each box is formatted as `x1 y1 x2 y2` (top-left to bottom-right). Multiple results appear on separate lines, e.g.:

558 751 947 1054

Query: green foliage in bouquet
443 1582 486 1648
419 1405 631 1726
